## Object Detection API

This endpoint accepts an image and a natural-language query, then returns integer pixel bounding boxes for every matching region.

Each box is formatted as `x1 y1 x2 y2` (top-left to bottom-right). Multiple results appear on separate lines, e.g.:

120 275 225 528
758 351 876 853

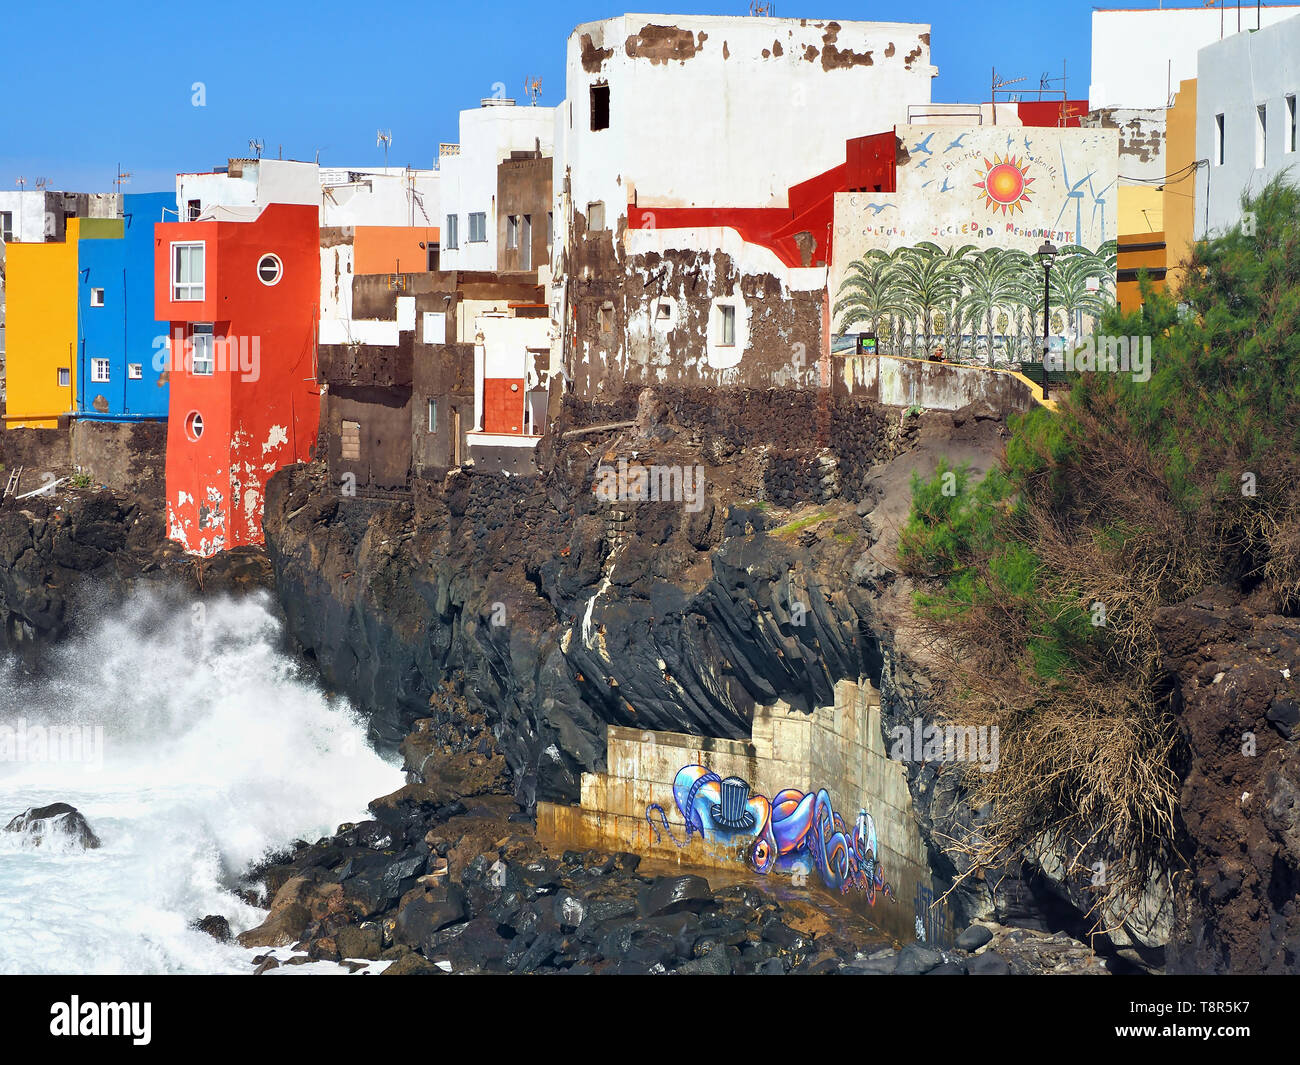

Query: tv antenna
748 1 776 14
15 176 25 191
34 177 49 190
524 76 542 105
377 129 393 170
249 138 265 159
113 167 132 195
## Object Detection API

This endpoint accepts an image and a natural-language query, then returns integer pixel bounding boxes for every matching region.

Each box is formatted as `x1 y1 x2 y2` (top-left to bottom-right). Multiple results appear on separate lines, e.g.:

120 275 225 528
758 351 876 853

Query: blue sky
0 0 1113 193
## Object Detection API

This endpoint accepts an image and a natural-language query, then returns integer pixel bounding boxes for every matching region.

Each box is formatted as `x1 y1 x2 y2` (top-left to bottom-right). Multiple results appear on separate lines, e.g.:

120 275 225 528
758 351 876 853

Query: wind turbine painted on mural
1052 143 1095 246
1088 173 1116 239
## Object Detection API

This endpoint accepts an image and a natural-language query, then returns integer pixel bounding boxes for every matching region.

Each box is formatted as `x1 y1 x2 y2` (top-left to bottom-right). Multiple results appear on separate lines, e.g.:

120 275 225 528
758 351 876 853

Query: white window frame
521 214 532 270
171 241 205 301
191 323 215 376
91 358 111 383
719 305 736 347
506 215 519 249
128 363 143 380
57 368 70 388
428 399 438 433
90 287 105 307
1256 103 1268 169
0 210 12 242
468 212 488 243
445 214 459 250
256 253 283 286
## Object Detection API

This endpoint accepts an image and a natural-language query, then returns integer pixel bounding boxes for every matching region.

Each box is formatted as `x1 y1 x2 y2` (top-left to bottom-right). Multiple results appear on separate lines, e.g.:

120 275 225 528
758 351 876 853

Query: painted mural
646 765 895 904
830 124 1120 365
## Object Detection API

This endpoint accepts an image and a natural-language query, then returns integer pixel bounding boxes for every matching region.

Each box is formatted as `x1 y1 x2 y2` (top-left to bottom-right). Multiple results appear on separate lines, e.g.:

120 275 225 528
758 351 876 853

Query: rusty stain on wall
580 33 613 73
820 22 874 71
884 42 895 58
625 25 707 65
904 43 923 69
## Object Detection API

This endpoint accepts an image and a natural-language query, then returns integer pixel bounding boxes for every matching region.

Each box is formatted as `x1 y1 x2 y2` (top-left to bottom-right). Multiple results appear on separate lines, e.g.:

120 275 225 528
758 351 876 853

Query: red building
154 203 321 555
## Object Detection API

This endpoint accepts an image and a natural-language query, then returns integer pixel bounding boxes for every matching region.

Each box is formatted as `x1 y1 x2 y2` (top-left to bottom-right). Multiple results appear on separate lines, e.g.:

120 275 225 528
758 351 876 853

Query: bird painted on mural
1024 135 1034 154
939 176 954 193
911 131 937 156
944 132 968 153
916 156 930 169
863 202 896 214
921 178 935 188
1006 133 1015 152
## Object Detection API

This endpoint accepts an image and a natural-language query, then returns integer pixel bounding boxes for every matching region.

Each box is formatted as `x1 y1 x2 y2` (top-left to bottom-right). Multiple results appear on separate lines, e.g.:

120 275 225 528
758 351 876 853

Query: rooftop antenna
748 1 775 14
114 166 132 196
524 76 543 105
34 177 49 190
990 67 1028 125
249 138 265 160
377 129 393 171
15 175 25 191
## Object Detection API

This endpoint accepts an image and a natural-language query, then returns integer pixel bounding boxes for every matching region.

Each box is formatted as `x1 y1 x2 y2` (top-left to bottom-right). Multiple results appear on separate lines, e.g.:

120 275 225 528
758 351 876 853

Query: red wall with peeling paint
155 204 321 556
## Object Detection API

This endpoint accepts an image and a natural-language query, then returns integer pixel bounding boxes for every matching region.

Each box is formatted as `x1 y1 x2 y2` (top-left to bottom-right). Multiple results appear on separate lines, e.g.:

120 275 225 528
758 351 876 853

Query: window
599 305 614 333
90 288 105 307
0 211 12 242
521 214 532 270
91 358 110 383
428 400 438 433
719 305 736 347
57 368 70 388
184 411 204 441
427 243 440 271
546 211 554 248
256 253 282 285
1256 104 1267 169
468 212 487 242
587 201 605 232
191 323 215 376
128 363 143 380
187 199 201 222
1287 95 1297 154
506 215 519 249
423 311 446 344
172 242 205 300
656 303 671 320
1215 113 1225 166
445 214 459 249
341 420 361 461
590 84 610 131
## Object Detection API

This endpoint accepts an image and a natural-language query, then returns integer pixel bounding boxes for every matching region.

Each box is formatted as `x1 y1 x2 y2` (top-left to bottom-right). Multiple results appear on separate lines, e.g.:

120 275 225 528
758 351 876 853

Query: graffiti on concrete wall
646 765 895 904
914 882 953 949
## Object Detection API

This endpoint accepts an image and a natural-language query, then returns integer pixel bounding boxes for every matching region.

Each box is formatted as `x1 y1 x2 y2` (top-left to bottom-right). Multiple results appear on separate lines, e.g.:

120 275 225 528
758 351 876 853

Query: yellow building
1163 78 1199 294
4 218 119 429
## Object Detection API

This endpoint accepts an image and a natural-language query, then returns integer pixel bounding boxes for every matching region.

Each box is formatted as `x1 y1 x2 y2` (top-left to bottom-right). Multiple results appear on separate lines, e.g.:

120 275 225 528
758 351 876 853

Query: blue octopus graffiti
645 765 895 905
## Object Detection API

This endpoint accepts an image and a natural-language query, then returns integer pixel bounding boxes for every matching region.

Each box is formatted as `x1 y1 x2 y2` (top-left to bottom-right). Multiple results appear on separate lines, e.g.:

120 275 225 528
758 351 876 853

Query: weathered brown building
497 152 552 275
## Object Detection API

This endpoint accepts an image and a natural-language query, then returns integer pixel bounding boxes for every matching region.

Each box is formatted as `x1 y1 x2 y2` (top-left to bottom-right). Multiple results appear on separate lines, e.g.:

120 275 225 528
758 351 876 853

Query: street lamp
1037 240 1058 399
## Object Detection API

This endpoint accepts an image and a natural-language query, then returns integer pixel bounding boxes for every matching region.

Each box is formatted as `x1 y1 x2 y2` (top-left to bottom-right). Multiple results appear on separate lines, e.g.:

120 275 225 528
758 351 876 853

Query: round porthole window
185 411 204 441
256 253 283 286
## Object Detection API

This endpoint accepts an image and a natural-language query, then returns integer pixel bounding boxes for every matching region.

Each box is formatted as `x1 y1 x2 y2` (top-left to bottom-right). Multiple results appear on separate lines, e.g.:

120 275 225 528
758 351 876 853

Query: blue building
76 191 174 419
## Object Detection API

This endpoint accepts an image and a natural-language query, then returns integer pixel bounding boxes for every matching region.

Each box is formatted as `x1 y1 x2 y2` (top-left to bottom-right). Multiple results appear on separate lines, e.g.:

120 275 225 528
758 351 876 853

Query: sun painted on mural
974 154 1034 215
646 766 895 904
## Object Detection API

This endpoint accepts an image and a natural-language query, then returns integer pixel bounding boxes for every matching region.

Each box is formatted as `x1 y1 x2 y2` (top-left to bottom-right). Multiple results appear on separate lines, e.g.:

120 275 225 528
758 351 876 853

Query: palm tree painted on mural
957 247 1022 365
833 240 1117 367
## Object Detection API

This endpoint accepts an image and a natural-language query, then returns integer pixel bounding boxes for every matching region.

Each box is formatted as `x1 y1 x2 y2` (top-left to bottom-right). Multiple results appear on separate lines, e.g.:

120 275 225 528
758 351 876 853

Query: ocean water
0 589 402 974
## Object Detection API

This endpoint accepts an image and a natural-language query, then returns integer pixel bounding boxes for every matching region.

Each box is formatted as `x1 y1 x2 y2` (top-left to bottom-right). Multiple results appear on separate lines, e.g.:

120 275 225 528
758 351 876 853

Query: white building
175 159 439 228
437 100 556 272
1196 11 1300 237
1090 4 1300 110
551 13 938 396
